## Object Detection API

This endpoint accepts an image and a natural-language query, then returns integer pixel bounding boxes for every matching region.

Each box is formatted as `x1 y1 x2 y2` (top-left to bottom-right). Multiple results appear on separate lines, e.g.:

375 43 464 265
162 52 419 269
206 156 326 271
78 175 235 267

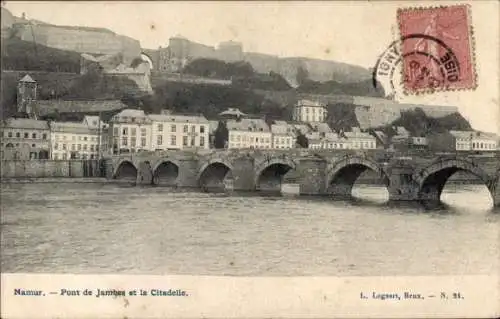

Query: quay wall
1 160 103 179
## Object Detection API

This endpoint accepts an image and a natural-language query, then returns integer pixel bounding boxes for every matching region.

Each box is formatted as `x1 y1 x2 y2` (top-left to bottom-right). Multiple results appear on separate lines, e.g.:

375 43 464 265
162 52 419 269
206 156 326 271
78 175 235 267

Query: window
8 132 13 137
62 153 67 160
71 144 75 151
84 136 88 141
54 154 59 160
191 137 195 146
183 136 188 146
62 144 67 150
171 124 176 132
90 145 94 151
141 137 146 147
200 126 205 133
171 135 176 146
200 136 205 147
16 132 20 138
113 127 119 136
31 144 36 148
83 144 87 151
130 128 136 136
121 137 127 146
122 128 128 135
141 128 147 136
54 143 59 150
191 126 196 133
183 125 188 133
158 124 163 132
157 135 163 146
24 133 29 138
131 137 136 147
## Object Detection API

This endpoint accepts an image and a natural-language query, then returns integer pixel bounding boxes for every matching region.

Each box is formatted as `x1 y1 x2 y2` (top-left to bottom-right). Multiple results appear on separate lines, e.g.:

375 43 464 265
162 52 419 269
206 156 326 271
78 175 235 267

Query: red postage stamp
397 4 476 94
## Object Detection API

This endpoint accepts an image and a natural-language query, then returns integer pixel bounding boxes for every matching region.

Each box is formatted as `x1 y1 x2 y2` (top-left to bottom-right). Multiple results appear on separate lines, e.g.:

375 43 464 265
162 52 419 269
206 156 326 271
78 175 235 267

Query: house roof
226 118 270 132
50 122 99 134
34 100 128 116
310 122 332 133
148 114 208 124
1 118 49 130
19 74 36 83
83 115 107 128
219 108 247 117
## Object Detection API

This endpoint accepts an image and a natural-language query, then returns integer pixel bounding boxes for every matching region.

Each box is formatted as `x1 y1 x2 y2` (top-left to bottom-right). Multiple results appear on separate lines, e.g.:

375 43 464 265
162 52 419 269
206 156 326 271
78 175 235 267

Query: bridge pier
176 159 200 188
387 165 419 202
231 156 256 192
297 158 327 196
104 159 114 179
136 161 153 185
492 176 500 207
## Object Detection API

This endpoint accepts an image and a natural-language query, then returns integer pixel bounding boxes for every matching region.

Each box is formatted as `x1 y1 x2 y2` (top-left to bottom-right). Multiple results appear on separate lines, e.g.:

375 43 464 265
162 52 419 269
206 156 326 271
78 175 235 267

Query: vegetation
295 131 309 148
1 38 81 73
213 121 229 149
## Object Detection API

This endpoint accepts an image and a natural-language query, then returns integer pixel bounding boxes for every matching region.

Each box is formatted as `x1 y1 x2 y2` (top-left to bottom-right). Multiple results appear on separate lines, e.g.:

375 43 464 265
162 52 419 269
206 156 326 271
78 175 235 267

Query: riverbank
0 177 108 184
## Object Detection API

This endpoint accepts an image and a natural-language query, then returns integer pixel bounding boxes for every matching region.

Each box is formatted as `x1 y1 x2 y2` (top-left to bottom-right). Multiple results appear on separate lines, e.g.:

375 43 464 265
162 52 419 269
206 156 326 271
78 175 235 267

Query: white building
344 127 377 150
471 132 498 151
270 121 296 149
292 99 327 123
307 131 349 150
226 118 272 149
50 120 108 160
449 130 498 151
148 113 209 150
108 109 152 154
450 131 472 151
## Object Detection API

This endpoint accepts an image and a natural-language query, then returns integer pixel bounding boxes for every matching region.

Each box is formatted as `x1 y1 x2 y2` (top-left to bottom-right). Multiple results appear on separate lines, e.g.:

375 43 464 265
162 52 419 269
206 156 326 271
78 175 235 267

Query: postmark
372 34 462 98
397 4 477 93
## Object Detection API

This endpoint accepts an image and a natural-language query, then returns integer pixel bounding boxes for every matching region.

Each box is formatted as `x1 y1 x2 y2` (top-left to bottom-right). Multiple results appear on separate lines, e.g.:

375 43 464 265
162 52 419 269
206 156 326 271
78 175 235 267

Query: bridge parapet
104 149 500 207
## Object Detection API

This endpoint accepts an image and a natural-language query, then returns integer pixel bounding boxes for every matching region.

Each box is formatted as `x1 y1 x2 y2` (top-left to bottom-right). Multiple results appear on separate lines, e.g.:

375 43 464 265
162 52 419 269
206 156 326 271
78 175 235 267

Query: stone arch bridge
103 149 500 207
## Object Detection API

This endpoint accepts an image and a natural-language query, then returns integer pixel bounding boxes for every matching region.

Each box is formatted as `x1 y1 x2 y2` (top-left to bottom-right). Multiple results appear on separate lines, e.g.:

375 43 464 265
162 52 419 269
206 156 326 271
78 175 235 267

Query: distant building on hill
293 99 327 123
2 8 141 65
17 74 38 119
219 108 247 120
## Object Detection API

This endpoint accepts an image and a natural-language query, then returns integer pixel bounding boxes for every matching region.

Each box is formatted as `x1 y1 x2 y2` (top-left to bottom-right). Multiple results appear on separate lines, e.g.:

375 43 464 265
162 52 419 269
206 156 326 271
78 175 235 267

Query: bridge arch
326 156 390 199
140 53 154 70
152 159 181 186
254 156 297 193
113 159 138 181
414 158 496 205
197 159 234 191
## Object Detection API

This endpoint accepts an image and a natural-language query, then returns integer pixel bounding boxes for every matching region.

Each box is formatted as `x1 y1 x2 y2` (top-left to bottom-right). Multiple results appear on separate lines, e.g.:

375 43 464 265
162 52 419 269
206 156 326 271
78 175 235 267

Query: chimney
22 12 27 20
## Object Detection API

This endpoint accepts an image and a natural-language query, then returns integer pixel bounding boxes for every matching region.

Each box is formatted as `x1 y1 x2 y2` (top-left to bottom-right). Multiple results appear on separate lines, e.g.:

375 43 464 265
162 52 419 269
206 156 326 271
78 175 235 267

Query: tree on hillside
296 65 310 86
214 121 229 149
296 130 309 148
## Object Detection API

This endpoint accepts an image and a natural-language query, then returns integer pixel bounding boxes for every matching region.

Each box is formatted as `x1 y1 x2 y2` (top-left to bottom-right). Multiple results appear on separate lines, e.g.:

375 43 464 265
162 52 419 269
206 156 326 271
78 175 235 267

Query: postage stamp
397 4 476 94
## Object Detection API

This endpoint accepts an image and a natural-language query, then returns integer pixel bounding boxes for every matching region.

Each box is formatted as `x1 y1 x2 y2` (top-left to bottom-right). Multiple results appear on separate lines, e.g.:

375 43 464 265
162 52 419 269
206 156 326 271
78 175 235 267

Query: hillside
1 70 140 119
1 37 81 73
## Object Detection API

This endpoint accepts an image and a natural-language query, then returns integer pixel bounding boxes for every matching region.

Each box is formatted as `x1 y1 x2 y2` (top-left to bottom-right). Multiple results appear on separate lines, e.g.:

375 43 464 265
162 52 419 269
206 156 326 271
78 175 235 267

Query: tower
17 74 38 119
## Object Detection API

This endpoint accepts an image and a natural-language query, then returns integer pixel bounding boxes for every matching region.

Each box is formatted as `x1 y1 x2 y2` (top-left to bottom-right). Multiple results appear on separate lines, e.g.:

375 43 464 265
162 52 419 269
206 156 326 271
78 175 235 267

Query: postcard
1 1 499 318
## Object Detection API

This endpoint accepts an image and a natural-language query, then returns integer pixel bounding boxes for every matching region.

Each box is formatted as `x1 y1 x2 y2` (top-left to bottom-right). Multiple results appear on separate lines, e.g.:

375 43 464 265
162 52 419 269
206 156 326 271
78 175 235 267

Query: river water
1 182 499 276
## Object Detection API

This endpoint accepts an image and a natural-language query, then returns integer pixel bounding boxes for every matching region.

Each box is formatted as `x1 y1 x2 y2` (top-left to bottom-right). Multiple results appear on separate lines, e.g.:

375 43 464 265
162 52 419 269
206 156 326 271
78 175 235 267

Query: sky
3 1 499 134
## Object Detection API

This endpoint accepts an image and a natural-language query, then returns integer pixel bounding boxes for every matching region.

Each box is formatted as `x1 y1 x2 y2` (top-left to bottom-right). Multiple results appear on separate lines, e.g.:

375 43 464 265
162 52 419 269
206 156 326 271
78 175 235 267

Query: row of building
2 106 499 161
